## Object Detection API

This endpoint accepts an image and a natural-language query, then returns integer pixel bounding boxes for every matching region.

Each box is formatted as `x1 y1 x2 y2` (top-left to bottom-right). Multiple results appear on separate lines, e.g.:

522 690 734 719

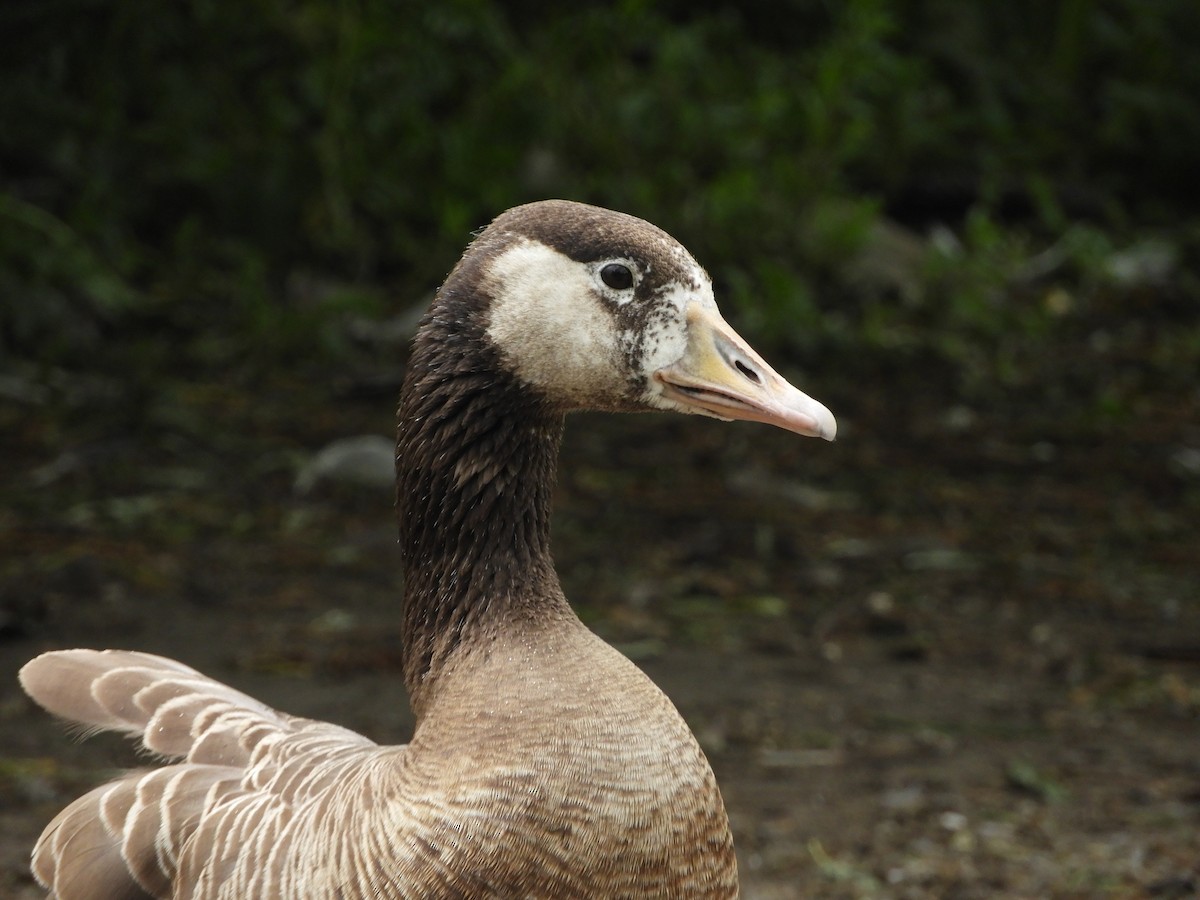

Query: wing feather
20 649 390 899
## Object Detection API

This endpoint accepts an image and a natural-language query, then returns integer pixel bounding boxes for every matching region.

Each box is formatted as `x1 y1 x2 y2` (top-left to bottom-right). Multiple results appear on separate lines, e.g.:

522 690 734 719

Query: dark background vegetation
2 1 1198 897
3 0 1198 371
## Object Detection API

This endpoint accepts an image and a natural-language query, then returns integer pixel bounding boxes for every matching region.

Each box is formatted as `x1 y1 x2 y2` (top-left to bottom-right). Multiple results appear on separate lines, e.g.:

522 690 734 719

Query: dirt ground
1 318 1197 898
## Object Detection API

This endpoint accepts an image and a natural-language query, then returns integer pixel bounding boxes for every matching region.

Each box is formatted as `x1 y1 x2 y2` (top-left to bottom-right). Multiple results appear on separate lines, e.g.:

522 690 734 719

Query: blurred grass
1 0 1198 381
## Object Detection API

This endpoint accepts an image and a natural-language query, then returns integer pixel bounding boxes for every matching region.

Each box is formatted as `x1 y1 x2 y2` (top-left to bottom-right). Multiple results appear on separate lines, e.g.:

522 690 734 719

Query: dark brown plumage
20 200 835 898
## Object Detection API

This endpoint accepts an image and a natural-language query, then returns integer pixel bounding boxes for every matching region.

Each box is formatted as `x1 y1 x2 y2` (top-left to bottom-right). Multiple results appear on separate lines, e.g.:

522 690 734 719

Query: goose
20 200 836 899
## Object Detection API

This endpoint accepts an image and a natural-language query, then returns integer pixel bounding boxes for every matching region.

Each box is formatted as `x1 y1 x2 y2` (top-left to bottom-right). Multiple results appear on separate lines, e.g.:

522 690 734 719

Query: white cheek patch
485 241 623 404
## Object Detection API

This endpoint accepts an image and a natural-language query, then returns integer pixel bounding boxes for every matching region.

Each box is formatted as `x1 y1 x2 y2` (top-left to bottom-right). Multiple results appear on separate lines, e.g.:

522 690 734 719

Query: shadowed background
2 1 1198 897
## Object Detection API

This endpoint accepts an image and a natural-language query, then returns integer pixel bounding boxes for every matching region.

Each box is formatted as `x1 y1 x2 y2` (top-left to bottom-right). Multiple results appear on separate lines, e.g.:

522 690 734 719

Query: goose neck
395 334 569 707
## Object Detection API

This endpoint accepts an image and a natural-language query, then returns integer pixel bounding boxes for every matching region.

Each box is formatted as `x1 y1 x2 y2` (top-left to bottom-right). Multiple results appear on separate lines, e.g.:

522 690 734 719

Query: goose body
21 200 835 899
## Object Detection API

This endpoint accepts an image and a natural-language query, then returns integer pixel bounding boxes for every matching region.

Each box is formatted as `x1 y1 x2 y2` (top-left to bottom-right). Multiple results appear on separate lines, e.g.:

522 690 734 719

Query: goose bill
654 304 836 441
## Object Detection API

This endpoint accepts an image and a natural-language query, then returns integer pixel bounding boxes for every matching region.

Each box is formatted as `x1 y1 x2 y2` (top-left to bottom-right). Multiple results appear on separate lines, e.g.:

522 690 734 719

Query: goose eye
600 263 634 290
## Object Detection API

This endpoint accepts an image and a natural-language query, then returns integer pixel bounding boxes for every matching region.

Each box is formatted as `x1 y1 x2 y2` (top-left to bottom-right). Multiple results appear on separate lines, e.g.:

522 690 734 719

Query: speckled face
480 202 717 412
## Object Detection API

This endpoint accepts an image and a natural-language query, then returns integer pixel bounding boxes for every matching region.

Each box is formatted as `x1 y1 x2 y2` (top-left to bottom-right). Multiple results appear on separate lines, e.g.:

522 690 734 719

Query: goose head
446 200 836 440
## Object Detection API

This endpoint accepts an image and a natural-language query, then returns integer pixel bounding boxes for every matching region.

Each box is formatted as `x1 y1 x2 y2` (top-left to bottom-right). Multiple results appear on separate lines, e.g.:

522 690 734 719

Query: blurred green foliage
1 0 1197 372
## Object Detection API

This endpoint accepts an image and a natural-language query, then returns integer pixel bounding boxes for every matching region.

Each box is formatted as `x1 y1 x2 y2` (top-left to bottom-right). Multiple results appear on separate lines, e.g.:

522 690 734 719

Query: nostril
735 360 760 384
715 332 763 385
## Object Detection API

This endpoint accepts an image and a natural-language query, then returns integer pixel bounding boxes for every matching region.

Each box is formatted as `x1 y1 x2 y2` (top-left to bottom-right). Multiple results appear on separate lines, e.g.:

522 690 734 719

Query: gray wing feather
20 649 387 899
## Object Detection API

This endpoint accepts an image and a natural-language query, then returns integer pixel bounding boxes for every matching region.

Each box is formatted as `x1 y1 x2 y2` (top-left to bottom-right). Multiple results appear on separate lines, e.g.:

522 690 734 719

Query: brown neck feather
395 297 570 712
